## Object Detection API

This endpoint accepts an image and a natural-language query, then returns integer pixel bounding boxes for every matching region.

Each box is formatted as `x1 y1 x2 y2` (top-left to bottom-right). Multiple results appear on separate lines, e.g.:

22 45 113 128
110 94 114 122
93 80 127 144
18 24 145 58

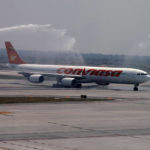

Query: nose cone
146 75 150 81
143 74 150 82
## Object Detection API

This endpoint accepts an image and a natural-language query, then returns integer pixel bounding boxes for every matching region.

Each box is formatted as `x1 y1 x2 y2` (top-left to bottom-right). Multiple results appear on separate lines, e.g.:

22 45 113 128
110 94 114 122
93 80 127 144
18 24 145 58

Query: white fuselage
14 64 150 85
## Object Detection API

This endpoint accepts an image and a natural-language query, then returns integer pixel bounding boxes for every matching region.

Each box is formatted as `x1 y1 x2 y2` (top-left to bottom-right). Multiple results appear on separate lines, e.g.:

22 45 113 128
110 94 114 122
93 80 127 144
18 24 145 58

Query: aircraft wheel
133 86 138 91
75 83 82 88
96 82 109 86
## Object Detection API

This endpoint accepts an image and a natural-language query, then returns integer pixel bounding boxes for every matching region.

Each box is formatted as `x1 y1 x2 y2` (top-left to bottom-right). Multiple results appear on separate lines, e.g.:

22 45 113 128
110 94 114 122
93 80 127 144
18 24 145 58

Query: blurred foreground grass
0 97 114 104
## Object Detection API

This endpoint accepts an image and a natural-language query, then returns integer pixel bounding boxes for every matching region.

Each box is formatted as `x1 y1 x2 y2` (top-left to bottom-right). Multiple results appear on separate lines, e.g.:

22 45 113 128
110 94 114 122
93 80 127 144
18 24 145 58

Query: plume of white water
123 35 150 66
129 35 150 56
0 24 84 65
0 24 76 51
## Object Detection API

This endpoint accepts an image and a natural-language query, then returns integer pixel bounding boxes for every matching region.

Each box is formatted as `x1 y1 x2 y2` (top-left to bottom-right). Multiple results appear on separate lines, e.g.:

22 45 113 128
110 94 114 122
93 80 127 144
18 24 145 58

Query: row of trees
0 49 150 72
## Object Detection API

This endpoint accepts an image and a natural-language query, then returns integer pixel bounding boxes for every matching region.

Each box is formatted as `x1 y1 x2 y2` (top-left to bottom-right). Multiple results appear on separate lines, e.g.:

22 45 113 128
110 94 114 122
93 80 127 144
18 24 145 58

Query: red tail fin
5 41 25 64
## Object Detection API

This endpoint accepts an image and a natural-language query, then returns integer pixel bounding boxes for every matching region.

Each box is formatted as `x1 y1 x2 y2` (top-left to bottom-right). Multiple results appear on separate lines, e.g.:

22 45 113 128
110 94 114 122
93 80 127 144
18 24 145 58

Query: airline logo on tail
10 54 17 61
5 41 25 64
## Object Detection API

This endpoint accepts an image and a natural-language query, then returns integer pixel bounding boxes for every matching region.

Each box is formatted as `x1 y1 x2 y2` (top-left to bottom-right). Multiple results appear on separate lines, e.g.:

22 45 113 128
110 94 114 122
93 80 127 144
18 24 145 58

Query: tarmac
0 70 150 149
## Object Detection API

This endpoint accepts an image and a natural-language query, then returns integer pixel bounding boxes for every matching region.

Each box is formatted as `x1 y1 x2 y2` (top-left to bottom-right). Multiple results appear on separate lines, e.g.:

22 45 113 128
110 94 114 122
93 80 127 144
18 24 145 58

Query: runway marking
0 141 45 150
131 135 150 141
31 140 78 150
0 140 78 150
48 121 98 132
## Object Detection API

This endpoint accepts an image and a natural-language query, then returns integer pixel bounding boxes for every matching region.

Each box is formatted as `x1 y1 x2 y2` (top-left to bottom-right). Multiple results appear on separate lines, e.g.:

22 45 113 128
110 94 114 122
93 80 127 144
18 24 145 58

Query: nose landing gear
133 84 139 91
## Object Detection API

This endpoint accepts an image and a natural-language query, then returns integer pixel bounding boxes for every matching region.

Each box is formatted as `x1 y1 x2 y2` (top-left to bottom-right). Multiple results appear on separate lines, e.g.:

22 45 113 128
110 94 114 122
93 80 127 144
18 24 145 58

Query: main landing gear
75 83 82 88
52 83 82 88
133 84 139 91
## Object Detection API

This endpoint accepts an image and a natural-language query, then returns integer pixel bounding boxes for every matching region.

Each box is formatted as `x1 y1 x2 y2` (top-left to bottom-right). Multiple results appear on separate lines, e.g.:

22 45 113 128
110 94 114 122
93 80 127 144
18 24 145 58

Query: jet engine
61 78 76 87
28 74 44 83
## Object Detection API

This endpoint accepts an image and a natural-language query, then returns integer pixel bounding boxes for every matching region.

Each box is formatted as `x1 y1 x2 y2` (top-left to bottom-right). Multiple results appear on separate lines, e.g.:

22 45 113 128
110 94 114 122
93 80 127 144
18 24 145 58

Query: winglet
5 41 25 64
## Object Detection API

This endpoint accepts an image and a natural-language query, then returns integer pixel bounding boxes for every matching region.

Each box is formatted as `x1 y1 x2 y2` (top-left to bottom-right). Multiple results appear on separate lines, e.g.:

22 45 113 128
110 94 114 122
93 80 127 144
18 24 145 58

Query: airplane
5 41 150 91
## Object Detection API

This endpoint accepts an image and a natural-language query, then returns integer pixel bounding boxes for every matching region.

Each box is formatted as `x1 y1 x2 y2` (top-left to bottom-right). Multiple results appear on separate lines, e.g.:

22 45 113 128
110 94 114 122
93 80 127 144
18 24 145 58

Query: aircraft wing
18 72 85 79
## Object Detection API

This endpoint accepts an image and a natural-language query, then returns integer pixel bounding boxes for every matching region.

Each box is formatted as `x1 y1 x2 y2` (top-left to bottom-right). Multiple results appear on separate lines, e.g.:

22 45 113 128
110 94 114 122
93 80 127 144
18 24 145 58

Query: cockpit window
137 73 148 75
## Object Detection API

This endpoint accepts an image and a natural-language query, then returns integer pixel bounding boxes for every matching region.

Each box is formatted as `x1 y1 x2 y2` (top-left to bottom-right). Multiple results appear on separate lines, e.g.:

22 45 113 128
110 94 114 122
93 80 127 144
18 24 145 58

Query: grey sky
0 0 150 55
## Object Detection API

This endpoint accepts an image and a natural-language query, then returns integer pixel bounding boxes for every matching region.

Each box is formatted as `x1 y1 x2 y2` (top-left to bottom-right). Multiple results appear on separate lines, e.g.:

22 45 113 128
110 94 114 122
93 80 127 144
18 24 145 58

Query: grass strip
0 97 114 104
